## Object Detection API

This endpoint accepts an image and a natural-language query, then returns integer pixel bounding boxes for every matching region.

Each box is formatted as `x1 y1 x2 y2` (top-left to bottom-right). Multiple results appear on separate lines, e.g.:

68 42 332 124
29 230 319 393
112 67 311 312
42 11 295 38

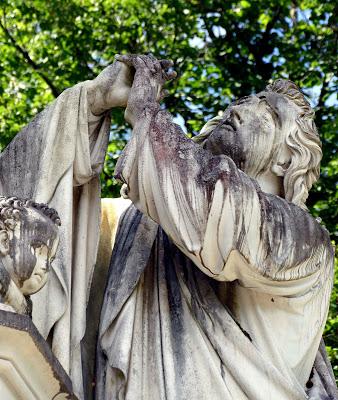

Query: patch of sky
263 48 280 63
303 85 322 107
319 12 330 25
190 17 210 47
208 86 218 95
173 114 188 133
189 36 205 49
206 12 221 18
275 57 286 67
263 49 286 68
271 28 284 38
184 100 205 112
34 23 41 33
212 26 227 38
284 8 315 27
303 78 337 108
325 77 338 107
208 72 220 80
90 51 109 67
109 125 131 142
297 9 311 22
284 16 293 28
325 92 337 107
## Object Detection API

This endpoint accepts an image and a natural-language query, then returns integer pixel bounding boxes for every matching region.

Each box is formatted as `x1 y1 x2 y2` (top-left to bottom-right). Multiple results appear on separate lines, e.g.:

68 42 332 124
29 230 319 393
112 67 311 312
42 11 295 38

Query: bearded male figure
96 55 337 400
0 52 336 399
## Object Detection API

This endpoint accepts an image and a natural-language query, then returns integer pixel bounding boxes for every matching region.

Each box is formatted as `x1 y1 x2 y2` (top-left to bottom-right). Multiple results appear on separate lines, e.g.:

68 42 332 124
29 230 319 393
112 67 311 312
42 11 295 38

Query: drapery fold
97 205 337 399
0 82 110 399
98 102 337 399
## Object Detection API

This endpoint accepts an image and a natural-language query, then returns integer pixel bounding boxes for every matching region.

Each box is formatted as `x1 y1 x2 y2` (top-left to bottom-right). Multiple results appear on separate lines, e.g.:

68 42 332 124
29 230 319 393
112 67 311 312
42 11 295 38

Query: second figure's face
1 207 59 295
20 235 59 295
202 92 298 179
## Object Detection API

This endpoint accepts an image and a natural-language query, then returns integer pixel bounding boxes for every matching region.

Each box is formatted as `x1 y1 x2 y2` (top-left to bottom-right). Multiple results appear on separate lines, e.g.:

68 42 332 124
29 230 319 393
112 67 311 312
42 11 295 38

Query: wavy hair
194 79 322 210
266 79 322 209
0 196 61 231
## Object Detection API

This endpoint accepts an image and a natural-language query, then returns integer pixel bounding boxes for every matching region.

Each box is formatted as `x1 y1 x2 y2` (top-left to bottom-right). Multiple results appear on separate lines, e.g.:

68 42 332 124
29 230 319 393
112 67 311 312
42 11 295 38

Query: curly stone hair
0 196 61 231
265 79 322 209
195 79 322 210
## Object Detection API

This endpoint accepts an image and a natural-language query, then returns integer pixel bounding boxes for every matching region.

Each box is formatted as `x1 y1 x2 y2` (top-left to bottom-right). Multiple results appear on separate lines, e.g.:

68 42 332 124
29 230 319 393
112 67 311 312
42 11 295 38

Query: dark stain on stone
0 107 47 198
162 231 186 378
25 295 33 318
0 264 11 299
202 118 246 171
9 208 58 286
256 189 333 278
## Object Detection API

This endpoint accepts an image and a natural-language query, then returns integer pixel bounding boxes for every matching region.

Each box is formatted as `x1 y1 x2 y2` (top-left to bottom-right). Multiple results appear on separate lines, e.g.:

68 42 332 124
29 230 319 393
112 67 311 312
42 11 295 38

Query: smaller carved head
0 197 61 295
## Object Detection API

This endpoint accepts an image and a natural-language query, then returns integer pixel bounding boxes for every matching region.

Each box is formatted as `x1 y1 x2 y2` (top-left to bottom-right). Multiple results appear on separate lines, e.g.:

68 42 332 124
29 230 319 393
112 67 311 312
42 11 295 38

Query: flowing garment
97 105 337 399
0 81 110 399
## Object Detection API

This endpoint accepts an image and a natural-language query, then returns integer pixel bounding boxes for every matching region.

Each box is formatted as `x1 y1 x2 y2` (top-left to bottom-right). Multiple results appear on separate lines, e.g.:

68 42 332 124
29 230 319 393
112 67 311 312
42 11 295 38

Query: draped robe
97 106 337 399
0 82 110 399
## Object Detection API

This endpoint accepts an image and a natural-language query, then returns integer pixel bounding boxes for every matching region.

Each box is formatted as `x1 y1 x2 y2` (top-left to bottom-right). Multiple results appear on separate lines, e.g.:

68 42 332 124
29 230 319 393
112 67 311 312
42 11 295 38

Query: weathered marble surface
0 53 336 399
82 198 130 399
0 59 132 399
0 196 60 315
96 56 337 399
0 81 111 399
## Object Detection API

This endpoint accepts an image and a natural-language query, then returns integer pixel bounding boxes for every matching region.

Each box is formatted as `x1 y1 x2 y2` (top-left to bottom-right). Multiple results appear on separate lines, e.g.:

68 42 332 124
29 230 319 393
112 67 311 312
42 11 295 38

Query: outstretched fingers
158 89 170 101
159 59 176 81
115 54 154 70
160 59 174 69
114 54 131 64
164 70 177 81
115 54 177 82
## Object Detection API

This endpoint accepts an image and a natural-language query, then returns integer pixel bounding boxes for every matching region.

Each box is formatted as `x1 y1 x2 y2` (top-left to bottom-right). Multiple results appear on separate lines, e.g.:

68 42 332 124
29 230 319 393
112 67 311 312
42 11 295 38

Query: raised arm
85 59 134 115
115 55 333 294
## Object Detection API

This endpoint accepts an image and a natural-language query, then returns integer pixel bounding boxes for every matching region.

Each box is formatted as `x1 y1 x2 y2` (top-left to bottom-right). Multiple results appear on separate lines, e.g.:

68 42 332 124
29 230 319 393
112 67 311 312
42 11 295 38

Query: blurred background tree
0 0 337 379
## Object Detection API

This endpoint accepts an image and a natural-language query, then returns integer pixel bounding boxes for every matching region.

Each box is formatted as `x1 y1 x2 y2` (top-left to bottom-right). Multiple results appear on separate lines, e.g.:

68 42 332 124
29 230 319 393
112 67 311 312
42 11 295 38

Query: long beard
201 124 246 171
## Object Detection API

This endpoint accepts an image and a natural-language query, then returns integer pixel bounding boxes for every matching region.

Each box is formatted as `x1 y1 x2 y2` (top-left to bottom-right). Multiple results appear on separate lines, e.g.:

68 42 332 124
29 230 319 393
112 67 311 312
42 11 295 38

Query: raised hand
86 60 135 115
115 54 177 126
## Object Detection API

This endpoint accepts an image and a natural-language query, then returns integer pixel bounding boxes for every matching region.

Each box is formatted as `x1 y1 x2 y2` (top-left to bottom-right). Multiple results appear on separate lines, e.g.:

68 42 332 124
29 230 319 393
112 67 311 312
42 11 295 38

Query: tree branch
0 17 61 97
315 76 330 130
245 6 282 81
261 6 282 45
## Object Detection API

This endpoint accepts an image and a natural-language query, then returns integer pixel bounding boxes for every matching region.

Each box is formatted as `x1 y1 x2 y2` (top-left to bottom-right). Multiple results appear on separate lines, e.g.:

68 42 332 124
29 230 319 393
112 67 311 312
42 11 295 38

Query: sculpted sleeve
0 82 111 399
115 106 334 296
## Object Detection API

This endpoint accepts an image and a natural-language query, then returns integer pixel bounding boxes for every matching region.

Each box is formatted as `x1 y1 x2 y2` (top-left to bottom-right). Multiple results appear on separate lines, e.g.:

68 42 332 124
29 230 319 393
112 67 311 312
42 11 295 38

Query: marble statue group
0 54 336 400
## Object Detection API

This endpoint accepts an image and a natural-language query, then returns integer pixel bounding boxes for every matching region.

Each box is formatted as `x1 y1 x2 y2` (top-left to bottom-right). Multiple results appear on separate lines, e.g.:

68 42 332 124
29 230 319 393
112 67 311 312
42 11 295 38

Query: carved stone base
0 309 77 399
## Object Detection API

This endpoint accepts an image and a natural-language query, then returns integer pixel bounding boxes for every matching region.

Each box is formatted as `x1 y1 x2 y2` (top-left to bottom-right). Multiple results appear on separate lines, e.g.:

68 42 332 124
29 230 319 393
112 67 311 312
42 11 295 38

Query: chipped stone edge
0 309 77 399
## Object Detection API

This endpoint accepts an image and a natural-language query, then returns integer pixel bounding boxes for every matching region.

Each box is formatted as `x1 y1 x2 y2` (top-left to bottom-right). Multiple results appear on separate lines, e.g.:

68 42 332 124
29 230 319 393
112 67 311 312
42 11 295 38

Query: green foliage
0 0 337 379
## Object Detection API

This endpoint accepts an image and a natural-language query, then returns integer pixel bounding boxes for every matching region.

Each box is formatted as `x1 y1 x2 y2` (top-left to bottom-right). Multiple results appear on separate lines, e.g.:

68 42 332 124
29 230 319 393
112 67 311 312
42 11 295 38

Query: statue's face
1 208 59 295
202 92 299 178
20 230 59 295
